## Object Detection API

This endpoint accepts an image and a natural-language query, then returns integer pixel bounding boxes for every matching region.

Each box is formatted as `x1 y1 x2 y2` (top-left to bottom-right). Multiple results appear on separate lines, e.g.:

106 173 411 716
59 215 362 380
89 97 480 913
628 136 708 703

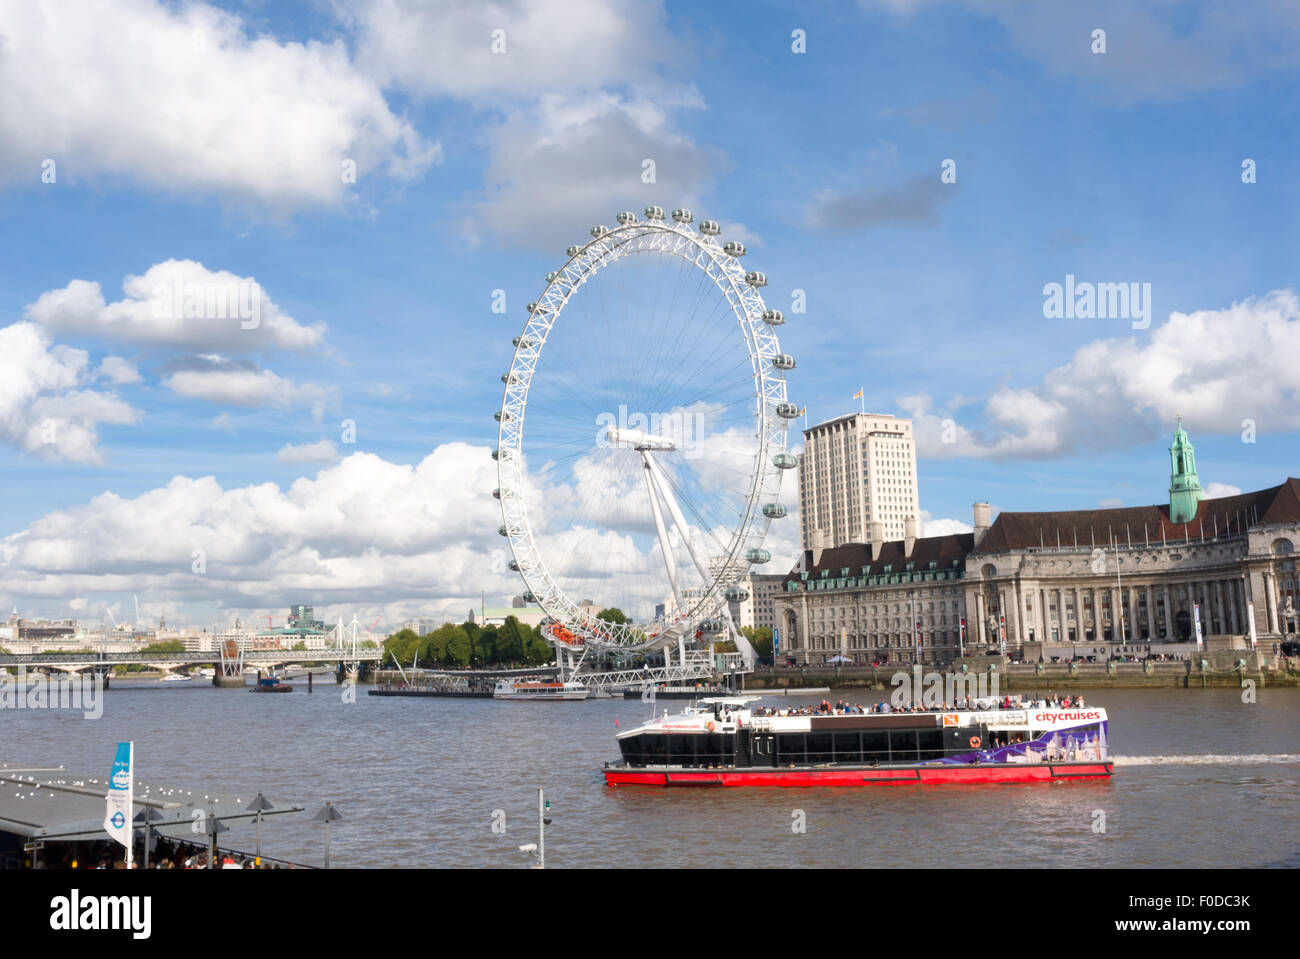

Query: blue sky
0 0 1297 628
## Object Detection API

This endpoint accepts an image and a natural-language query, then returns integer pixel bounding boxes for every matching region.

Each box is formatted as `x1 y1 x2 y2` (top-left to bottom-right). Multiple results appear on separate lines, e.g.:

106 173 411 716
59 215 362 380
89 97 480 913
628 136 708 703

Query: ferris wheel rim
495 214 790 649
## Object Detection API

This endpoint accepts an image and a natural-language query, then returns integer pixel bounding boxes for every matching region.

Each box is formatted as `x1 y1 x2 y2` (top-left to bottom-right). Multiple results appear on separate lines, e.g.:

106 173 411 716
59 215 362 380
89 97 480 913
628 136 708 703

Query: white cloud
277 439 340 465
1204 482 1242 499
162 360 330 410
0 0 439 210
905 290 1300 460
919 509 973 537
0 445 518 617
353 0 678 97
0 322 139 464
95 356 141 385
463 92 719 250
1098 497 1124 508
27 260 325 353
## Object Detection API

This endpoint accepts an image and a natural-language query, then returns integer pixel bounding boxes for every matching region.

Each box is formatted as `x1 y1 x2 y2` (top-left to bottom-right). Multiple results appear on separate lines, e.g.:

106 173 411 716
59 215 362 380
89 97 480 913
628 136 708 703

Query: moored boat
604 696 1112 786
493 677 589 701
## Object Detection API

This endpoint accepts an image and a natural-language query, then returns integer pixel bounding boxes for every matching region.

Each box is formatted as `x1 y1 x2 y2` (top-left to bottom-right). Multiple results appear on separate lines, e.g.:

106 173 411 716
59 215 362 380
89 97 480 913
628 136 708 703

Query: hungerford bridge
0 631 381 687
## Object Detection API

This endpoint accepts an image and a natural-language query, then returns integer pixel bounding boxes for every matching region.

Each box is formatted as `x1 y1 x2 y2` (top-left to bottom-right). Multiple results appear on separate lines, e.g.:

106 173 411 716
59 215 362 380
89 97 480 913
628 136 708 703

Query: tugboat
604 695 1112 786
493 677 589 701
249 673 293 693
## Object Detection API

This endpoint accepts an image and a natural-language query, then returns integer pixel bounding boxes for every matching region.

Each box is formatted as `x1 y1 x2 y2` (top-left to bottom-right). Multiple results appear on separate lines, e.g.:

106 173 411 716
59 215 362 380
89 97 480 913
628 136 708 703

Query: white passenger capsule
492 488 501 499
724 587 749 602
746 548 772 564
762 309 785 326
775 402 800 419
772 354 796 370
501 373 517 384
512 336 533 348
745 271 767 287
508 559 520 571
644 205 665 220
722 241 746 257
671 208 693 223
698 220 720 235
590 225 609 238
544 271 558 282
615 211 637 225
491 449 500 460
762 503 788 519
773 453 797 469
566 245 581 257
498 525 508 537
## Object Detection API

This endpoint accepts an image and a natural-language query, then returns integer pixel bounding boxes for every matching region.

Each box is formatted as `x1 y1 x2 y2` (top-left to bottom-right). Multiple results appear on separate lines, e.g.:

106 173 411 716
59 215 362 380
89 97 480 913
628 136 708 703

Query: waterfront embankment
745 658 1300 690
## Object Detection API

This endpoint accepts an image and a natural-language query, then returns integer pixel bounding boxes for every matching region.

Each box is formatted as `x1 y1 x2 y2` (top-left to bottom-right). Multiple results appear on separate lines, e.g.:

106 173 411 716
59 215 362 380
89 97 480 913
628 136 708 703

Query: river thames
5 681 1298 868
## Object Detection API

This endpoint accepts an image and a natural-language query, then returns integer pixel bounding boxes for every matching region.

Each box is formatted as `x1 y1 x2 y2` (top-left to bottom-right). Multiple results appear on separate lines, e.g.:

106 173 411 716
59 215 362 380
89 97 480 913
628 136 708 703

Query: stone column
1057 588 1067 641
975 590 986 645
1162 584 1173 639
1213 580 1225 634
1265 572 1279 633
1011 580 1024 645
1075 587 1085 641
1128 585 1140 642
1145 584 1157 638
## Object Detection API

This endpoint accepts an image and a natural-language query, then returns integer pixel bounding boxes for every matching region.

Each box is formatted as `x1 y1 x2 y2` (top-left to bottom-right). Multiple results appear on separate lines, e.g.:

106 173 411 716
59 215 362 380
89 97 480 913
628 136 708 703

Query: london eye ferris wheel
494 207 797 669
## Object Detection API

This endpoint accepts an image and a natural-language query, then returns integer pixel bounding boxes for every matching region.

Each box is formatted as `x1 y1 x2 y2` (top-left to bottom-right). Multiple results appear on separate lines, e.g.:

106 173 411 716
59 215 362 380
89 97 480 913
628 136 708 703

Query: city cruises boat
604 696 1112 786
493 678 589 701
157 673 191 683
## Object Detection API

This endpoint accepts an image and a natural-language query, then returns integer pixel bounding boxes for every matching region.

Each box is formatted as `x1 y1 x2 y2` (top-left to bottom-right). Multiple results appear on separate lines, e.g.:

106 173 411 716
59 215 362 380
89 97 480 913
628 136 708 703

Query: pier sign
103 741 133 864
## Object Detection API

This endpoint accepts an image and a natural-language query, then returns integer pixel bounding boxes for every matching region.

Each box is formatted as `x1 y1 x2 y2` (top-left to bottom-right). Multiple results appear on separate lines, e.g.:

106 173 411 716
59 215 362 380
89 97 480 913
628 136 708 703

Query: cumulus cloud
95 356 141 385
0 0 439 210
1204 482 1243 499
0 322 139 464
26 260 325 353
0 445 521 619
463 92 720 250
352 0 678 97
161 356 330 411
277 439 340 465
904 290 1300 460
919 510 974 537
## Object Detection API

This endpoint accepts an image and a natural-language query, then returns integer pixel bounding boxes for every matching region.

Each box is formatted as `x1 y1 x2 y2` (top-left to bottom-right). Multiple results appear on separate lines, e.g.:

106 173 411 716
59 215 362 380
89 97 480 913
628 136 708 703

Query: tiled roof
975 478 1300 552
787 532 976 579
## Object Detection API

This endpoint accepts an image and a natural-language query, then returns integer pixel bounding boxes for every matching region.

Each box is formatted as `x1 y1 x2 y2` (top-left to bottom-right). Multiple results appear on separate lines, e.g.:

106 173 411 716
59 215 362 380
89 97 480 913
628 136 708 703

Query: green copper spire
1168 416 1202 523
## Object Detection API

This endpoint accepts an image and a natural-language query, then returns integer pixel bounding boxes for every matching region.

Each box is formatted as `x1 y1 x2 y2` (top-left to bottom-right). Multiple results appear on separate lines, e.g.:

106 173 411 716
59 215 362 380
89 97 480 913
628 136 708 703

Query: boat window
777 734 805 765
834 732 862 763
917 729 944 761
862 730 889 761
889 729 919 762
807 733 834 764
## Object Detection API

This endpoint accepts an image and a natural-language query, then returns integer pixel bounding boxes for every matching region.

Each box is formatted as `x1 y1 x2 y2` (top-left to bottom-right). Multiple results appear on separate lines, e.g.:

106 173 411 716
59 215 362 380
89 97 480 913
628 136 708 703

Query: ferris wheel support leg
642 454 684 616
642 453 755 671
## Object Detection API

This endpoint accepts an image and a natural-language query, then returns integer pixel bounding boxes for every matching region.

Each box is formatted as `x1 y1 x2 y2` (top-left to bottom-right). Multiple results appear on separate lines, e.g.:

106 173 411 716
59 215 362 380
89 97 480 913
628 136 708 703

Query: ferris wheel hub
604 426 677 452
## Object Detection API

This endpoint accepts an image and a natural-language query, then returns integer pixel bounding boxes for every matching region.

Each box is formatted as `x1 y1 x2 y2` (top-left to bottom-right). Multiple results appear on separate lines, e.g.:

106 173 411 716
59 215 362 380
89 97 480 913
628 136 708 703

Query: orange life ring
969 736 981 748
706 721 715 732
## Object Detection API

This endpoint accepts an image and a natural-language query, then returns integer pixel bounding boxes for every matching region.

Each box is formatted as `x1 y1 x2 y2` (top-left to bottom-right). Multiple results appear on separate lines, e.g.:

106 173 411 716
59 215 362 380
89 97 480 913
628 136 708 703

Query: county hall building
773 423 1299 665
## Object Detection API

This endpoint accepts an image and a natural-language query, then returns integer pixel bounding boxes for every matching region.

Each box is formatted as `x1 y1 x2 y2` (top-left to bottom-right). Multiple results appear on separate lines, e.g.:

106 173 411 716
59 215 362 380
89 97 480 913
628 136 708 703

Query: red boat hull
604 762 1113 787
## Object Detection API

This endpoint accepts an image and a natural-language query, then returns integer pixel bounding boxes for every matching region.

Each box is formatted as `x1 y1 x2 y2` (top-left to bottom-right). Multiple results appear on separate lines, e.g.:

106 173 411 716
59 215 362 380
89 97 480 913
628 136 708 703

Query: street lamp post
312 802 343 869
246 792 274 865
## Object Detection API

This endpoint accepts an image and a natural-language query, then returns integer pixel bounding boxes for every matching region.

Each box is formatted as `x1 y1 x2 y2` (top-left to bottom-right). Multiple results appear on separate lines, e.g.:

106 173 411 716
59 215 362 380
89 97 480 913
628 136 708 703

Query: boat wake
1111 753 1300 766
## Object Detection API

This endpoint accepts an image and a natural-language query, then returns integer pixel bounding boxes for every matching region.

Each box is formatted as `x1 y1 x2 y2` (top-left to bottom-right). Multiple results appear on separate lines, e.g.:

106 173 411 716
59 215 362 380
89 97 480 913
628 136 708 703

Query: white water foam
1111 753 1300 766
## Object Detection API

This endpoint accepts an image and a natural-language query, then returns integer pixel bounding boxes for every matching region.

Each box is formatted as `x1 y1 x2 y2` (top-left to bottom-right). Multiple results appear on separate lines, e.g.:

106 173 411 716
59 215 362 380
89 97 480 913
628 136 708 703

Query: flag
104 741 133 855
798 406 806 416
852 389 863 399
